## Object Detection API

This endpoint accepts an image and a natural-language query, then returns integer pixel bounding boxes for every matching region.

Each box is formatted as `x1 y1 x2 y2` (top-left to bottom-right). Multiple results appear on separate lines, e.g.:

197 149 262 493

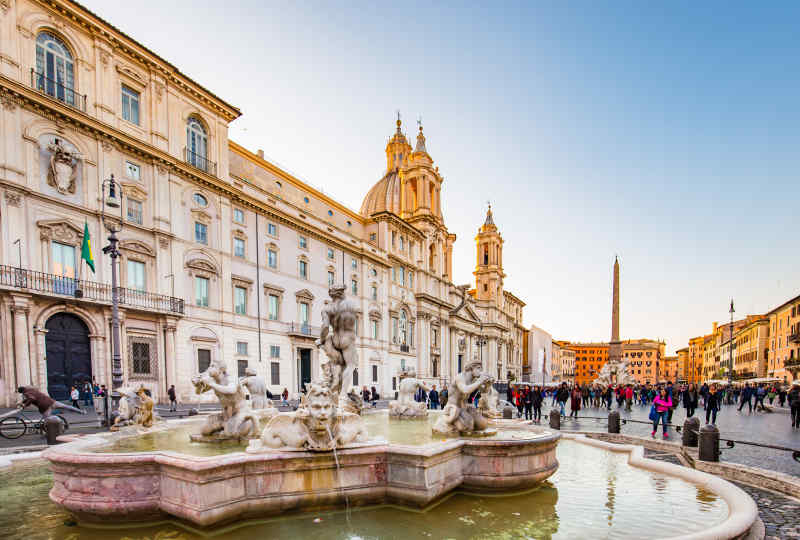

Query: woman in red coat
569 387 582 418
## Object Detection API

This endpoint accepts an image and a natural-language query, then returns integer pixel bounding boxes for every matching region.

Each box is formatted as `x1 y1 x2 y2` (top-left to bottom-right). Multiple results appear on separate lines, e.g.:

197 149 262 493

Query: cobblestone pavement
642 448 800 539
540 399 800 476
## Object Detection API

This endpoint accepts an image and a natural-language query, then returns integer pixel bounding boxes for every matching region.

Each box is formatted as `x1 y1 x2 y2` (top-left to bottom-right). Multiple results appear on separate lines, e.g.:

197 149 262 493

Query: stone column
164 319 177 389
10 299 31 386
34 327 48 389
89 335 107 387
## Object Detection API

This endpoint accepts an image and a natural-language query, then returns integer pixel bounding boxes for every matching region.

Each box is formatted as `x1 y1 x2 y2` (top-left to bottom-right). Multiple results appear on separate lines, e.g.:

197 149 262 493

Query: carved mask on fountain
302 382 335 432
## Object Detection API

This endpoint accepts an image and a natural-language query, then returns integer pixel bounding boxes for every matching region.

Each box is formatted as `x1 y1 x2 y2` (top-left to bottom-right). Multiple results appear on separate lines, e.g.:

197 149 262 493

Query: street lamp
728 299 735 389
101 174 124 419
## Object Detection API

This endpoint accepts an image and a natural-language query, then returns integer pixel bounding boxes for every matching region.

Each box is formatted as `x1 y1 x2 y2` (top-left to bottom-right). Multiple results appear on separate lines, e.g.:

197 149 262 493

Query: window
124 198 143 225
327 247 334 259
409 272 413 288
268 223 277 236
398 267 405 285
299 260 308 279
197 349 211 373
299 235 308 249
328 209 333 217
351 259 358 270
392 317 399 343
127 260 146 291
268 294 279 320
371 285 377 300
131 340 151 375
369 233 376 242
370 268 377 277
271 362 280 385
353 368 359 386
186 118 208 167
195 222 208 245
237 360 248 379
234 238 245 258
52 241 75 278
237 341 248 356
121 85 140 125
351 279 358 295
233 208 244 224
125 161 141 180
303 196 310 204
432 328 438 347
299 302 310 324
399 237 404 250
372 365 378 382
268 248 277 269
193 193 208 207
328 271 335 287
35 32 75 106
371 320 379 339
195 277 209 307
234 286 247 314
270 345 280 358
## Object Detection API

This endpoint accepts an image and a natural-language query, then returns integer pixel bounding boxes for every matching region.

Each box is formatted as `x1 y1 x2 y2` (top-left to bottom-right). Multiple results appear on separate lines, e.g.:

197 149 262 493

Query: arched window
186 117 208 169
35 32 75 106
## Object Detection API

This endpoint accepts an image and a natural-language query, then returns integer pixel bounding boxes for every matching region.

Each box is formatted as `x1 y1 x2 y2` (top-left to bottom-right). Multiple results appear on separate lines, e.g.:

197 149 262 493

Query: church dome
360 169 402 216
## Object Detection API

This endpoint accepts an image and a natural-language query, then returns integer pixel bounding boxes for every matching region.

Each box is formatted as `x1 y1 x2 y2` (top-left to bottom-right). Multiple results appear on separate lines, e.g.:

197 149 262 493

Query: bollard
549 411 561 430
682 417 700 448
698 424 720 462
503 406 514 419
44 416 63 445
608 410 620 434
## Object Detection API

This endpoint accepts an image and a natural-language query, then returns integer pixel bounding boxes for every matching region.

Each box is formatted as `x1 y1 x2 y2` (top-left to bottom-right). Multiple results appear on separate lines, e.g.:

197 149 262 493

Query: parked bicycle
0 409 69 439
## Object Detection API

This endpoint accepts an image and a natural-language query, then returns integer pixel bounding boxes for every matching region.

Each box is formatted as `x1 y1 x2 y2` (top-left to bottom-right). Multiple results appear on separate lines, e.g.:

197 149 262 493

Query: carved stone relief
38 135 83 204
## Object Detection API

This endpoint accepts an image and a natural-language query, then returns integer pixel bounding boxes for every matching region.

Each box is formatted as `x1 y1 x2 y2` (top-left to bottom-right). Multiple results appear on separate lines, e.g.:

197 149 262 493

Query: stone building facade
0 0 527 405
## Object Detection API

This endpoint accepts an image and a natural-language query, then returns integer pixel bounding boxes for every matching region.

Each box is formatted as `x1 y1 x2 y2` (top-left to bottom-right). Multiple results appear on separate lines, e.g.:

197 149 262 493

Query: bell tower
474 204 505 305
385 113 411 173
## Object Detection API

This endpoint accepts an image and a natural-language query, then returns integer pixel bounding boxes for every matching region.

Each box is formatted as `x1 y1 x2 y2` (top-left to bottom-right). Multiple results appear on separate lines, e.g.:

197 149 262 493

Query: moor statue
316 285 358 406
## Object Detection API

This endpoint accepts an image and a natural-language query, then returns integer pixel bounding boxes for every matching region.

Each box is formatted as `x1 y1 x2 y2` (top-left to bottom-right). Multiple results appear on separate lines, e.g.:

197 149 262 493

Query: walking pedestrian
168 384 177 411
683 383 698 418
531 385 543 423
788 384 800 429
440 386 448 407
429 385 439 410
556 383 569 417
651 387 672 439
779 387 787 408
705 384 720 425
624 384 633 411
569 386 581 418
738 383 753 413
754 384 766 411
70 386 81 410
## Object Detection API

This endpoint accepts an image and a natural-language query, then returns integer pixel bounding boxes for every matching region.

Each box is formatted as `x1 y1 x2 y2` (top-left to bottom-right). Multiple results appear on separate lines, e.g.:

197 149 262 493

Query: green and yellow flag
81 221 95 273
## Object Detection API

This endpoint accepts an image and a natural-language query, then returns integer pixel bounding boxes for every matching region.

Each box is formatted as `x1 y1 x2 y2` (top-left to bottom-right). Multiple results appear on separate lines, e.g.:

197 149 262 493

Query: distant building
527 324 552 384
676 347 689 383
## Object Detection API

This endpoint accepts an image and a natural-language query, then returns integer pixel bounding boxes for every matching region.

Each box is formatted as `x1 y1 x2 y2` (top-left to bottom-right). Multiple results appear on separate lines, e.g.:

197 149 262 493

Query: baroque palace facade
0 0 526 406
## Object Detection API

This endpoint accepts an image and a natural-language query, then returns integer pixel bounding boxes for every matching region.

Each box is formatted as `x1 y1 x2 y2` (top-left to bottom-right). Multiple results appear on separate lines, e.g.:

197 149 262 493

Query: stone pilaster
10 295 31 386
34 326 48 389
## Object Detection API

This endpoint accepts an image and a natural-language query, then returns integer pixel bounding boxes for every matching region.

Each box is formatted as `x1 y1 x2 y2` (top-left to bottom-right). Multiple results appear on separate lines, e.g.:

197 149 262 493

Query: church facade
0 0 526 406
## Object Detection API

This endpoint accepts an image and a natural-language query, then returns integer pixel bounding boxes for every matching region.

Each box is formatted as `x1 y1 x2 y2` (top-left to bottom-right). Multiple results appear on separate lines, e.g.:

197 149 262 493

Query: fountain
388 367 430 418
110 384 157 431
35 286 759 538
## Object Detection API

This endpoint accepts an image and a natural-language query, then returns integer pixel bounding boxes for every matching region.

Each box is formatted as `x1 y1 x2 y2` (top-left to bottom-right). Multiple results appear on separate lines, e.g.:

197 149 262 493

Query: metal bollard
503 406 514 419
682 417 700 447
549 411 561 430
44 416 63 445
608 411 620 434
698 424 720 462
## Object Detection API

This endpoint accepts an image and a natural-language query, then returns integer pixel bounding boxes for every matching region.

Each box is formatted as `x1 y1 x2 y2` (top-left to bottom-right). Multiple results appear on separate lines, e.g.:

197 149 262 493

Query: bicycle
0 409 69 439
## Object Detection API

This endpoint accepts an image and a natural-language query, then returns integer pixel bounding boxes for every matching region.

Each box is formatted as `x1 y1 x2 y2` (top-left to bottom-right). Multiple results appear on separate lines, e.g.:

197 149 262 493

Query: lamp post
728 299 735 389
101 174 123 417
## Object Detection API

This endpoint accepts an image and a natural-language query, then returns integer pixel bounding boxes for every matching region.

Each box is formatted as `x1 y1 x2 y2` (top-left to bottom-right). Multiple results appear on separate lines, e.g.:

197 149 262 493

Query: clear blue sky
82 1 800 353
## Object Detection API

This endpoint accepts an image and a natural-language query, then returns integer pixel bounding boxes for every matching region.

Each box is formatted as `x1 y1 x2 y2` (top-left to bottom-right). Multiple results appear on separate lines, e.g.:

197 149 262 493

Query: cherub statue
191 361 259 441
389 367 430 418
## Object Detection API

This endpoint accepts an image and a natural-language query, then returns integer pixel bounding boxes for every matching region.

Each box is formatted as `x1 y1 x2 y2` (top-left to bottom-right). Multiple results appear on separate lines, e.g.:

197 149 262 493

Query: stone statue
247 382 368 452
340 385 364 415
477 373 501 419
0 386 85 422
46 138 78 195
316 285 358 407
593 358 634 386
389 367 429 418
191 360 261 441
432 360 495 437
240 367 278 416
111 384 156 431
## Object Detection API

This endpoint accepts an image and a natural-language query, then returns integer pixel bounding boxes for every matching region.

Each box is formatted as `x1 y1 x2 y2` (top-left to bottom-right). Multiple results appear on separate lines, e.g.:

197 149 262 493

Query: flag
81 221 95 273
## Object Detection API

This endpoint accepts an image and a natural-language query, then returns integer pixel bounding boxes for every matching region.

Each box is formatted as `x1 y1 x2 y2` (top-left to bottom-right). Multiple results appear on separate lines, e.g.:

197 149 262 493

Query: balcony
789 331 800 344
0 265 184 315
184 147 217 176
30 69 87 113
287 322 319 338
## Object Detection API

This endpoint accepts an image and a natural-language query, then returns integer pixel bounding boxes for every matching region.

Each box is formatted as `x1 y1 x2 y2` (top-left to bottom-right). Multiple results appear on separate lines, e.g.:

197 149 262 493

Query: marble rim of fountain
42 419 561 527
561 434 760 540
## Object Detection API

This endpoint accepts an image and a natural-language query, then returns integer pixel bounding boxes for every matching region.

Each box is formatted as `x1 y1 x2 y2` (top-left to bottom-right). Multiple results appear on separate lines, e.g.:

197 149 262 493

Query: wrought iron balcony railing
789 331 800 344
0 265 184 315
183 147 217 176
287 322 319 337
31 69 87 112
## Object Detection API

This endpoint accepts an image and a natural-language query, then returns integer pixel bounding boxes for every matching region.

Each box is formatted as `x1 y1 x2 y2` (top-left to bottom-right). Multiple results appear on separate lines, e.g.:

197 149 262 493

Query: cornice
38 0 240 121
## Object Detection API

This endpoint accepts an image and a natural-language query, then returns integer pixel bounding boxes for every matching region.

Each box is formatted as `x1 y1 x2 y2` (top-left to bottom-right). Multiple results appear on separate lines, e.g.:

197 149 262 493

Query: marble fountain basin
43 412 560 527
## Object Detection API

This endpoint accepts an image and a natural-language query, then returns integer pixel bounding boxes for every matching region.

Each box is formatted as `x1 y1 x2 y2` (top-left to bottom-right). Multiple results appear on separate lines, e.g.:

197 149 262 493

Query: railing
784 358 800 369
31 69 87 112
183 147 217 176
287 322 319 337
0 265 184 315
789 331 800 344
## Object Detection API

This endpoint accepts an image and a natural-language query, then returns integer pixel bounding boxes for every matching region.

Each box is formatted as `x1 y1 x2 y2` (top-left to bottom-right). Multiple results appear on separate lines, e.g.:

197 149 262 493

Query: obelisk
608 256 622 367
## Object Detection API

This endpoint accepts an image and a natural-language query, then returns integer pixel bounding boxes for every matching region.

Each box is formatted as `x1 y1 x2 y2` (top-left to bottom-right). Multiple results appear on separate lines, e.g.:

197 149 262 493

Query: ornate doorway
45 313 91 401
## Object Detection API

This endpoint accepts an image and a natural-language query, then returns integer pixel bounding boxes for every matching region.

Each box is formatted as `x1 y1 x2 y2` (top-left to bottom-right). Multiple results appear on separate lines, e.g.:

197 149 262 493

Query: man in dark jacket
0 386 85 420
168 384 177 411
429 385 440 409
738 383 753 413
788 385 800 428
556 383 569 417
